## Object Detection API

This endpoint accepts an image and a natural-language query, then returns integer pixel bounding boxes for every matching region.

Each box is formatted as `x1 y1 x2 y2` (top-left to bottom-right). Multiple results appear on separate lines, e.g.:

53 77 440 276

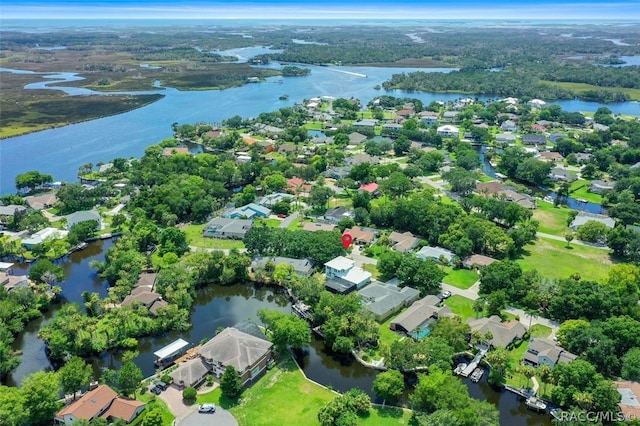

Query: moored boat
470 367 484 382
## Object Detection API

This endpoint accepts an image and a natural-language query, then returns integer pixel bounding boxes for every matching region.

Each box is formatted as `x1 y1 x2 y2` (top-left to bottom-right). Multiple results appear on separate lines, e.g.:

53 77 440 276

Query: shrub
182 387 197 401
161 374 171 384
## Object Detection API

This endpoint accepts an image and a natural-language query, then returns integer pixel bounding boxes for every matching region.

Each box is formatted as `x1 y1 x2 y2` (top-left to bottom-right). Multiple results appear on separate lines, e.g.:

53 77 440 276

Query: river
1 61 639 194
6 240 551 425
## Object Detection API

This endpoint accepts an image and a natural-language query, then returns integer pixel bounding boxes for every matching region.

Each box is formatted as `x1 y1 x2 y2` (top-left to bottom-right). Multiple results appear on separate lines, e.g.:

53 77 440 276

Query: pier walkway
460 348 487 377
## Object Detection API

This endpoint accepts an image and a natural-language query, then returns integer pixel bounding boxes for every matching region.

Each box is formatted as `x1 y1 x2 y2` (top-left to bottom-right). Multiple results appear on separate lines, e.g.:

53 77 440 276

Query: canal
8 240 551 425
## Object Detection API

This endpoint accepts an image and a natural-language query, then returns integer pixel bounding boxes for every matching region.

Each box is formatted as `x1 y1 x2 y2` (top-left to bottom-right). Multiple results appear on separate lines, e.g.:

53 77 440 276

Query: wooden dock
171 345 201 366
459 348 487 377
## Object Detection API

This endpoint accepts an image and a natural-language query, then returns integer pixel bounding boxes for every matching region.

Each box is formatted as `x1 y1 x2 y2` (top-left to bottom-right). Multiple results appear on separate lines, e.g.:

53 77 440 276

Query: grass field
445 295 477 321
443 268 479 289
134 392 175 426
542 80 640 102
257 218 282 228
517 236 612 282
569 180 603 205
198 355 411 426
182 224 245 250
532 201 573 236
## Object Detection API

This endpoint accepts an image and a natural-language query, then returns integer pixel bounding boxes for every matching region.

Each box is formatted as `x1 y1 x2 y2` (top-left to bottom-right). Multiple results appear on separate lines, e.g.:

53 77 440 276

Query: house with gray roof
345 153 380 166
0 272 29 292
223 203 271 219
65 210 102 230
257 193 294 207
199 327 273 386
202 218 253 240
466 315 526 348
416 246 455 265
521 134 547 145
382 123 403 134
358 282 420 322
390 295 453 338
389 231 421 253
323 166 352 180
353 119 378 129
324 206 355 224
252 256 315 278
348 132 367 146
0 205 27 217
590 180 616 194
170 358 210 389
523 338 577 368
570 213 615 231
495 133 517 144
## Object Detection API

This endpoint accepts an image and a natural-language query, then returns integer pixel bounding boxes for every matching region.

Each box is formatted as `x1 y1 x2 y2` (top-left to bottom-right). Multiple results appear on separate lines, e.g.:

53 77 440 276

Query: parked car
150 385 162 395
277 213 286 218
156 382 168 391
442 290 452 299
198 403 216 413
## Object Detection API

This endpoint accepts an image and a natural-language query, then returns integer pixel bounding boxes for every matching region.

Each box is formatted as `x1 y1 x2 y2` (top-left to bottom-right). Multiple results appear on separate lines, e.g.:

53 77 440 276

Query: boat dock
153 338 190 367
459 348 487 377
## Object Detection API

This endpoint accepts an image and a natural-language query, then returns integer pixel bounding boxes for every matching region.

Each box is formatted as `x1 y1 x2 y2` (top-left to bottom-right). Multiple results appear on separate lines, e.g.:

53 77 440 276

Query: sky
1 0 640 21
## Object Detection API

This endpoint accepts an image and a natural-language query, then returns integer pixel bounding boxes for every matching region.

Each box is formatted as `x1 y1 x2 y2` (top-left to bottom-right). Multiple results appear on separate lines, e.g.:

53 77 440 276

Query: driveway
178 407 238 426
279 211 300 228
157 385 193 420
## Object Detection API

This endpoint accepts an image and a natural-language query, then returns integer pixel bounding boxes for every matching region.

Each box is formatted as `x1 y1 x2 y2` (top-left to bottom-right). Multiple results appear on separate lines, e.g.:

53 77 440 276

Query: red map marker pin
341 233 353 249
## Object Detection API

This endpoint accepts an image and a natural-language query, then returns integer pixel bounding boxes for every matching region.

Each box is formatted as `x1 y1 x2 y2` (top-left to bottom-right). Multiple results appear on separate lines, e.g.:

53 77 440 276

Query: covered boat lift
154 338 189 367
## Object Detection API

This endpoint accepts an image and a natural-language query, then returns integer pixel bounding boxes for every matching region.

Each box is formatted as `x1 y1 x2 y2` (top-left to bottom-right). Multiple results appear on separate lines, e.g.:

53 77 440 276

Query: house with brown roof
466 315 526 348
0 272 29 291
616 381 640 420
389 231 421 253
24 192 58 210
135 272 157 289
390 295 453 338
462 254 498 269
344 226 378 246
55 385 144 425
162 147 190 157
170 357 211 389
538 151 564 163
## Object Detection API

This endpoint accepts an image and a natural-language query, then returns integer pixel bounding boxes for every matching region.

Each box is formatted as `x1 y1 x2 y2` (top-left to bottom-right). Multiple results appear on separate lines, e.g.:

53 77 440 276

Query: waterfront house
202 218 253 240
324 256 371 294
54 385 144 425
549 167 578 182
24 192 58 210
21 227 69 249
121 287 163 310
589 180 616 194
161 147 190 157
570 213 615 231
0 272 29 292
466 315 526 348
523 338 577 367
251 256 315 278
389 231 421 253
65 210 103 230
390 295 453 338
199 326 274 386
416 246 455 265
358 281 420 322
170 358 210 389
134 272 157 290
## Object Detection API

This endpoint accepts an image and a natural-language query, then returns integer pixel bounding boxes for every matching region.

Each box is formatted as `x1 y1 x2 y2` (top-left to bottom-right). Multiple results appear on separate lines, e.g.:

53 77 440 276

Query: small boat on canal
470 367 484 382
525 396 547 412
454 362 467 375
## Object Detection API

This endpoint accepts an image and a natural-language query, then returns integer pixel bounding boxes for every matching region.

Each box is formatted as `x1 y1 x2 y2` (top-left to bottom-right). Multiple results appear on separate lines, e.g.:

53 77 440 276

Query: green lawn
133 392 175 426
443 268 479 290
287 217 301 230
257 218 281 228
445 295 477 321
516 236 613 282
182 224 245 250
198 355 411 426
532 201 574 236
363 263 381 280
569 179 603 205
530 324 552 338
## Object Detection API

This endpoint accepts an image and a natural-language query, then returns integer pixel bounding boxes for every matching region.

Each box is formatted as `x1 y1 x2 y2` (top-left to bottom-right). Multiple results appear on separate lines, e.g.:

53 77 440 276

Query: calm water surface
8 240 552 424
1 62 638 194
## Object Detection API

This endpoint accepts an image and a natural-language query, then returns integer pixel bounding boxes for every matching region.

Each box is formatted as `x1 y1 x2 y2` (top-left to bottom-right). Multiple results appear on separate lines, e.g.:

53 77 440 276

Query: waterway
7 240 551 425
1 61 638 194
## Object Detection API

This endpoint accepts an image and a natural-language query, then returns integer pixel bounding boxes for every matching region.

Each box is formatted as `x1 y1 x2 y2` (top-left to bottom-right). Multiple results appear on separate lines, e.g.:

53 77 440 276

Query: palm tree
525 308 539 332
473 297 486 319
573 391 594 411
522 365 536 391
537 364 552 398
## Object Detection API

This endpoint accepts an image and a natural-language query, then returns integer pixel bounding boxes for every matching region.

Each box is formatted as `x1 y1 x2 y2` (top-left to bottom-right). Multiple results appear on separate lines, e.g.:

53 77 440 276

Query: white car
198 403 216 413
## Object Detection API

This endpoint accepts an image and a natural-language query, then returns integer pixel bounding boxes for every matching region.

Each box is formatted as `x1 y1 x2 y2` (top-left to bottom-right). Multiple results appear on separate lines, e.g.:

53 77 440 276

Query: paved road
178 407 237 426
536 232 610 250
189 246 248 254
279 211 300 228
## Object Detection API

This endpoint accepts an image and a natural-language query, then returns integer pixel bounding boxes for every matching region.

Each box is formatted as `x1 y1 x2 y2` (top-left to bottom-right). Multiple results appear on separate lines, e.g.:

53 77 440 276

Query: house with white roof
324 256 371 294
437 125 459 138
570 213 615 231
21 227 68 249
416 246 456 265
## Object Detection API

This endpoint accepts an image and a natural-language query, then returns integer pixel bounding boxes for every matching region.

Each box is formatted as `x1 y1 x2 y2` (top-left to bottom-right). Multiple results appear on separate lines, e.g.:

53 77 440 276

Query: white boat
550 408 563 420
454 362 467 375
470 367 484 382
525 397 547 412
